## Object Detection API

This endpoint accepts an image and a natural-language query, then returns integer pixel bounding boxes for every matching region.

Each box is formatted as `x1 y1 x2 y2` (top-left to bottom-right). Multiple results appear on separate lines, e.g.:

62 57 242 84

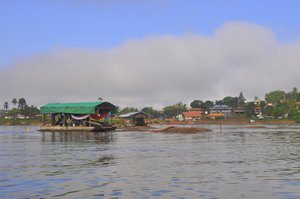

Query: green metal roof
40 101 116 114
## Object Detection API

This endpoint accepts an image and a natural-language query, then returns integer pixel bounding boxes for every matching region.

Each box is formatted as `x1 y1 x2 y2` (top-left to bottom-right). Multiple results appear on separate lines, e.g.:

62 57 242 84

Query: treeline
117 102 187 119
262 88 300 122
2 87 300 122
1 98 39 119
118 88 300 122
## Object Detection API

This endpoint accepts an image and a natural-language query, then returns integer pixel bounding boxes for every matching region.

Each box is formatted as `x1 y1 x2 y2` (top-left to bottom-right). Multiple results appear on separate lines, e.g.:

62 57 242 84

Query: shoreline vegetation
0 118 41 126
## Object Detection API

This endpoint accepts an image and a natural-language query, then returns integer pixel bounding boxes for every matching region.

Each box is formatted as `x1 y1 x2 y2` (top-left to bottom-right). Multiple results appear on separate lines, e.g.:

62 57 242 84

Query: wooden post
63 113 67 126
51 114 55 126
89 115 91 126
42 114 45 124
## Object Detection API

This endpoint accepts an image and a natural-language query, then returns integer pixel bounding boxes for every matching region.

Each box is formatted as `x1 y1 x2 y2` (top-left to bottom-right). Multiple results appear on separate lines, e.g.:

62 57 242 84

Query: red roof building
182 111 202 120
207 113 225 119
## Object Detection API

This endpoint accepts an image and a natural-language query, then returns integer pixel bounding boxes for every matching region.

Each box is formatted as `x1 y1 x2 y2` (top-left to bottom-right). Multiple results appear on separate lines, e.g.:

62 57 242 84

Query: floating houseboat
40 101 117 132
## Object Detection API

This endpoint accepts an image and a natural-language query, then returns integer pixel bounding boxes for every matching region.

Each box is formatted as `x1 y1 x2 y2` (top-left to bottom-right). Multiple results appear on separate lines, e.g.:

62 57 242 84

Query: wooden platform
39 125 116 132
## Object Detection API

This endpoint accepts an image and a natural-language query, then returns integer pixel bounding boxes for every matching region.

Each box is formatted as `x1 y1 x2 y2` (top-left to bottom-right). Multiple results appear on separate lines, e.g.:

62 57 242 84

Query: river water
0 125 300 199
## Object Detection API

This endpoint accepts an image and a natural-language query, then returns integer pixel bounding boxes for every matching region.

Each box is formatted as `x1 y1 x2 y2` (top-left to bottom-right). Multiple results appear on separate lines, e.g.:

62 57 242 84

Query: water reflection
41 131 115 144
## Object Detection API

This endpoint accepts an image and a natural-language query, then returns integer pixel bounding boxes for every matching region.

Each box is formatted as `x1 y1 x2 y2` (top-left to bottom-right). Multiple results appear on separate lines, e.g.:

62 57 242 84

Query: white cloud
1 22 300 109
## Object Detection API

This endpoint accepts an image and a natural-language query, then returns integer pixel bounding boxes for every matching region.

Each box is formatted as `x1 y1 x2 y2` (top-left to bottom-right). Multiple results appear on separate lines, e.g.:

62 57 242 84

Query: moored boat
39 101 117 132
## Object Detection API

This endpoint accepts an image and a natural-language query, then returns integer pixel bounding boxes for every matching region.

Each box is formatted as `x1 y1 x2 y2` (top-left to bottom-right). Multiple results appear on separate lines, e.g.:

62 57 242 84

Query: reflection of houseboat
40 101 117 132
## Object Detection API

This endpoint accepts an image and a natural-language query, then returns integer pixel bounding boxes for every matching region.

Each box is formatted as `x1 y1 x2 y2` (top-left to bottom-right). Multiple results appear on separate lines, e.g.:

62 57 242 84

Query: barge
40 101 117 132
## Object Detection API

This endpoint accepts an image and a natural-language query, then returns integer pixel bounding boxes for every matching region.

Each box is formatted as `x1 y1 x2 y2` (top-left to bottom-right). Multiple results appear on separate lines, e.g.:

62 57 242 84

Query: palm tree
3 102 9 110
18 98 27 109
12 98 17 107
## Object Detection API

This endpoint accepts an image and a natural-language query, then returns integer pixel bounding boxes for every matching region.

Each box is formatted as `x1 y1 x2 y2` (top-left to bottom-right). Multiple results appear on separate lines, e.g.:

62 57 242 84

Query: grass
0 118 41 126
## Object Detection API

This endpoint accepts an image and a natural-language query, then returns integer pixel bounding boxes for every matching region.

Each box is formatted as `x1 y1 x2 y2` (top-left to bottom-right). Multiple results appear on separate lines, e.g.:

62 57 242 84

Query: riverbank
0 118 41 126
0 118 297 126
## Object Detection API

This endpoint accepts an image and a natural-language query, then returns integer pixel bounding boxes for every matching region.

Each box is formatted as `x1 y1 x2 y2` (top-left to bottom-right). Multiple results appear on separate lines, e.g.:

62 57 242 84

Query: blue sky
1 0 300 107
1 0 300 67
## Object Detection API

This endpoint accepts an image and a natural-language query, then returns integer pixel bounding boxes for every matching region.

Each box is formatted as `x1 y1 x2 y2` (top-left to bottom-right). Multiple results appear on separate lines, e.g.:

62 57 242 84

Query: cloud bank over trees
1 22 300 108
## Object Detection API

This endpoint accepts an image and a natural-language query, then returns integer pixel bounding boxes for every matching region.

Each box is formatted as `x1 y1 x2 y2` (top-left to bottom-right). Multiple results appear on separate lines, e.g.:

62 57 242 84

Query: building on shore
181 108 203 121
232 106 246 115
118 111 153 126
210 105 232 119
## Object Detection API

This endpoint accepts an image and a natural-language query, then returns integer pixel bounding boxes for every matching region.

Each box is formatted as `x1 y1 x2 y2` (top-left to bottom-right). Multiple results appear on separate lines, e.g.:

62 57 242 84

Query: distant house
210 105 232 118
0 109 9 118
232 106 246 115
254 97 261 106
180 108 203 121
182 111 202 120
211 105 232 113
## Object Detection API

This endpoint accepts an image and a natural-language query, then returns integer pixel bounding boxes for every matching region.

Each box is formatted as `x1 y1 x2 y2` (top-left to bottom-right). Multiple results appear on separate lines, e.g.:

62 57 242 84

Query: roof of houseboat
40 101 116 114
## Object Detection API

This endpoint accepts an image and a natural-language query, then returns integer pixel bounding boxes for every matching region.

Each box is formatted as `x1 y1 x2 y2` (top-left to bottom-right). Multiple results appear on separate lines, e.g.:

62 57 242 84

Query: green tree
190 100 203 108
288 104 300 123
18 98 27 110
292 87 298 97
246 102 256 117
264 106 274 117
285 87 300 102
265 90 286 105
22 105 40 118
273 102 289 118
260 100 267 107
141 107 162 118
12 98 17 107
238 92 246 106
163 102 187 118
118 107 138 115
199 100 214 113
7 108 21 119
288 105 299 119
216 96 238 108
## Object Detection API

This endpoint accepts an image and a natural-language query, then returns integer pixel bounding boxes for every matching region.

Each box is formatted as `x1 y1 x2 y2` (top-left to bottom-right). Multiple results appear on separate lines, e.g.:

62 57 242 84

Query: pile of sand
154 126 212 134
118 126 156 132
118 126 212 134
240 125 267 129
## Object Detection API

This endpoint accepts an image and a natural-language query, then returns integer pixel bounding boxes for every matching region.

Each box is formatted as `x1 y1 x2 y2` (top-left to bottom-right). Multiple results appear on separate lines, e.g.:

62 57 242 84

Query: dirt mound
118 126 156 131
118 126 212 134
240 125 267 129
155 126 212 134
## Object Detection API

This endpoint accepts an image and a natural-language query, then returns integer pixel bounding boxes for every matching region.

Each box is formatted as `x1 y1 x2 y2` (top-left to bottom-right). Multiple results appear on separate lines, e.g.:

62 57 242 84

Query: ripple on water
0 125 300 198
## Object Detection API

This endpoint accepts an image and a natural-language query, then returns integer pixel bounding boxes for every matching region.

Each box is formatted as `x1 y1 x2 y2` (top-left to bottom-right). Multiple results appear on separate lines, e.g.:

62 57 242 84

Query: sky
1 0 300 109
